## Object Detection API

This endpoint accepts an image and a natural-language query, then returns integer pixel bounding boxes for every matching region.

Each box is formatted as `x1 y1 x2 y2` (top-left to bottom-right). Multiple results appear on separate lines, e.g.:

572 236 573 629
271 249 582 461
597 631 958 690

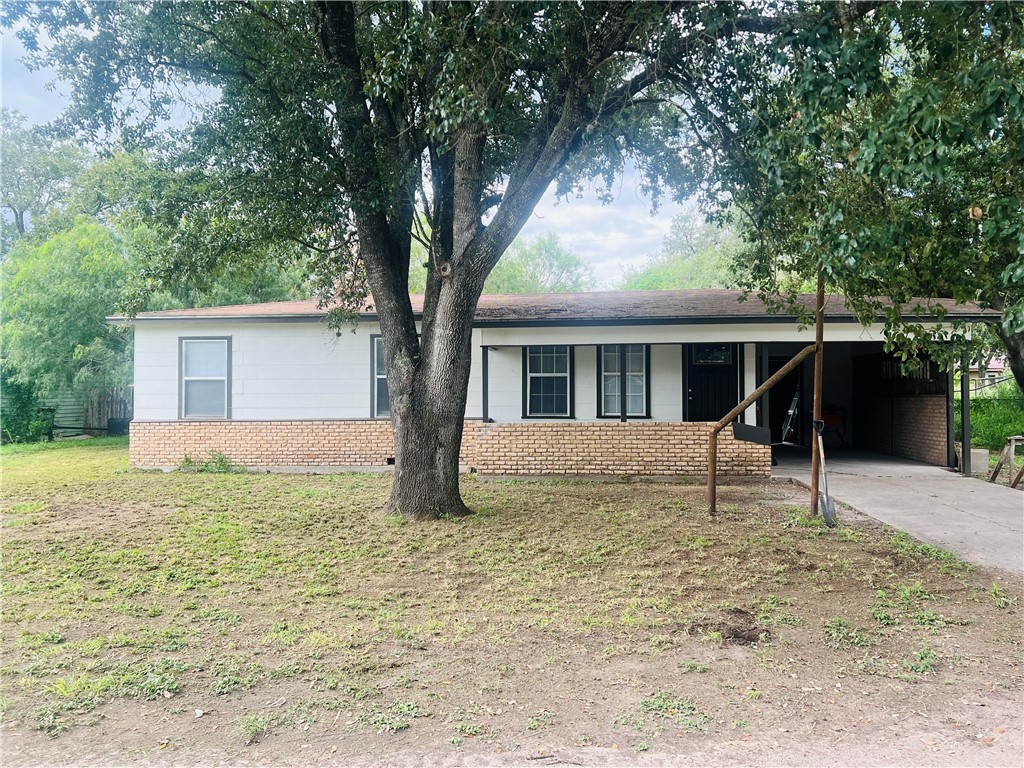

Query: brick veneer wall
890 395 948 466
129 419 770 477
471 421 769 476
858 395 948 466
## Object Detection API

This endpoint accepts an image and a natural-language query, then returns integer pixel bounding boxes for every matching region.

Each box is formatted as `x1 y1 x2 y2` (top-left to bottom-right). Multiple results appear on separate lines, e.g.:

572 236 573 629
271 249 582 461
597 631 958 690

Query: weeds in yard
823 616 871 649
891 534 973 576
18 630 65 648
869 591 898 626
755 594 801 627
685 534 712 551
359 700 421 733
178 451 246 474
33 702 70 737
210 659 262 695
638 691 710 732
896 581 933 608
903 646 939 676
2 440 1016 745
989 583 1016 610
527 709 555 731
240 713 273 745
910 609 966 628
698 630 724 646
856 653 887 675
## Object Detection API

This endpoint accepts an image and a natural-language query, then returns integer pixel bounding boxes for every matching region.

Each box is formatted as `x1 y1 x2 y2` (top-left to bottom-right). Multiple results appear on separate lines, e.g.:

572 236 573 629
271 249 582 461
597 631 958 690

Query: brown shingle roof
128 289 998 324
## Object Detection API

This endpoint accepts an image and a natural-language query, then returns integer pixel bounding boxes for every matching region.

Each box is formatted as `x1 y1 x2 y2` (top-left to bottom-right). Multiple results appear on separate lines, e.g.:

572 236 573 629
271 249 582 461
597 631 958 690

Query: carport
755 341 954 468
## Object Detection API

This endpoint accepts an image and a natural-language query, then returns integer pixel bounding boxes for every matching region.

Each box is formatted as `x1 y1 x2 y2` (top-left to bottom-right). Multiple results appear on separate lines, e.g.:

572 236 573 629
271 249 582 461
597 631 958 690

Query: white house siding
650 344 683 421
134 317 888 425
134 320 483 421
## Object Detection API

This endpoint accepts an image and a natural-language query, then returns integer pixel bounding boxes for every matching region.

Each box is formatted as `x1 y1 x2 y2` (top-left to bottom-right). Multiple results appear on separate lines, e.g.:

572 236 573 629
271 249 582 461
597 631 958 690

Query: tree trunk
381 272 482 520
995 325 1024 391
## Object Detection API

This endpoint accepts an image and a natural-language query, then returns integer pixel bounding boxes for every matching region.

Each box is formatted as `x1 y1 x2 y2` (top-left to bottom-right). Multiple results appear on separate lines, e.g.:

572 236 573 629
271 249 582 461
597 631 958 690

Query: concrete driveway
773 448 1024 576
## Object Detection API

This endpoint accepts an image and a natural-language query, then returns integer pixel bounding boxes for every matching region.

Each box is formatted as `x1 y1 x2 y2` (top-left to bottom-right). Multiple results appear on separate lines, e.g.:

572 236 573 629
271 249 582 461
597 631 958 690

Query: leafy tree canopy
0 108 89 255
1 219 132 396
0 121 309 401
689 2 1024 385
620 213 741 291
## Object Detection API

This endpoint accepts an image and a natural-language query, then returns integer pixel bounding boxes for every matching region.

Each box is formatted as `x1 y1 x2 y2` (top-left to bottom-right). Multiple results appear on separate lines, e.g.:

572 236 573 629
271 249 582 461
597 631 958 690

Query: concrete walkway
773 449 1024 575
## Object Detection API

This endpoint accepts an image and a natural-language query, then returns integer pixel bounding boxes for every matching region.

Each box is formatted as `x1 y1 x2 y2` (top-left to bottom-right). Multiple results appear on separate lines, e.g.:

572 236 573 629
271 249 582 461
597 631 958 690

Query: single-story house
123 289 996 477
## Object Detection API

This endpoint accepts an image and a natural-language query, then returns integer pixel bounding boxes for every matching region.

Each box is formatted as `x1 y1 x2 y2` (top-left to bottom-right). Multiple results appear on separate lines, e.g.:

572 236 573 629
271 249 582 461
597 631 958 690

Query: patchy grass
0 436 129 456
0 441 1021 764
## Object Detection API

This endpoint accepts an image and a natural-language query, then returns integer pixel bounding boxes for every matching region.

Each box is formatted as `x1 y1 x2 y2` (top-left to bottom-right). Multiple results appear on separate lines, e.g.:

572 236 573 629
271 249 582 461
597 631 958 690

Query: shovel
813 420 838 527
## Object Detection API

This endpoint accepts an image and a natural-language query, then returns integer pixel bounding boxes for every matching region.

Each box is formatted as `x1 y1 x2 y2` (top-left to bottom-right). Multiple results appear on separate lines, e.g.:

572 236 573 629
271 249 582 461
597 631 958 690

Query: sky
1 30 688 287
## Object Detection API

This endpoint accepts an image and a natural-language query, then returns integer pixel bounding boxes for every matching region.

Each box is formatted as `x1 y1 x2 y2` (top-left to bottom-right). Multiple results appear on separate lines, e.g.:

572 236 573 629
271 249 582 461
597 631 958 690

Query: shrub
0 366 54 444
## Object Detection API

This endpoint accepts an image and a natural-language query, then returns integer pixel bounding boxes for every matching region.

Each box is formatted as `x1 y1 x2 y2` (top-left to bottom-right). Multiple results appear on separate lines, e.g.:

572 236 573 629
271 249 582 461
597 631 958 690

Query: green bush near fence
955 380 1024 451
0 365 55 444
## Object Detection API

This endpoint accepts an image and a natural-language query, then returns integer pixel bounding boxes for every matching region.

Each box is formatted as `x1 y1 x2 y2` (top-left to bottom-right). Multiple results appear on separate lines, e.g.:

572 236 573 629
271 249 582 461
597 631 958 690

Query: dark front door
686 344 739 421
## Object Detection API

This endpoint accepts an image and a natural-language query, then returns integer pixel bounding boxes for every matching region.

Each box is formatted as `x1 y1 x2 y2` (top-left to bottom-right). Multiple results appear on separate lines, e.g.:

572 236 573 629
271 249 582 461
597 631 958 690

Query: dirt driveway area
1 440 1021 766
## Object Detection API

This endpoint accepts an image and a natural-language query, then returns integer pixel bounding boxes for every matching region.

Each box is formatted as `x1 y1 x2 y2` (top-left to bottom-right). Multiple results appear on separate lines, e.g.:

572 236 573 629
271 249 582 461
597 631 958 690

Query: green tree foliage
486 234 595 294
0 126 311 410
956 380 1024 452
0 365 54 443
689 2 1024 386
1 219 132 396
620 214 740 290
0 108 89 255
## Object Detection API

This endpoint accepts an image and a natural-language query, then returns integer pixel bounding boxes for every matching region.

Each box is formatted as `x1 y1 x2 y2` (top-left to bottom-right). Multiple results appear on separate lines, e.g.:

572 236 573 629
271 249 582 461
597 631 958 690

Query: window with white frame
599 345 648 417
373 336 390 418
525 345 572 417
180 338 229 418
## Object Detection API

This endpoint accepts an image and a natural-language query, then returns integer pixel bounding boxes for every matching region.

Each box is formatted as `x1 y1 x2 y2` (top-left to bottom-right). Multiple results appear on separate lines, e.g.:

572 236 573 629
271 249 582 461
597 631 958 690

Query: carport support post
960 352 971 476
810 267 825 517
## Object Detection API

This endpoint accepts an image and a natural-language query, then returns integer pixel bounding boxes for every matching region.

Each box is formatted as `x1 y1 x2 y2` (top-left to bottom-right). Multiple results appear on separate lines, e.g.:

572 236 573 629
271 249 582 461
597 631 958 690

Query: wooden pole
960 352 972 476
707 343 817 516
810 266 825 517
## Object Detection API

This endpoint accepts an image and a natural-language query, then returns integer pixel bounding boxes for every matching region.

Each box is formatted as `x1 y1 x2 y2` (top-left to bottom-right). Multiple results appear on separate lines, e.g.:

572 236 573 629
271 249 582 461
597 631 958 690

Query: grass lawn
1 439 1021 766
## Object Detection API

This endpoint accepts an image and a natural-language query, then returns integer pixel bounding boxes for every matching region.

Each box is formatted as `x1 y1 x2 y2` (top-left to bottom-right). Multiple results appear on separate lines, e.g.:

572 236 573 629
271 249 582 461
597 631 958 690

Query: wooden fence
83 387 133 432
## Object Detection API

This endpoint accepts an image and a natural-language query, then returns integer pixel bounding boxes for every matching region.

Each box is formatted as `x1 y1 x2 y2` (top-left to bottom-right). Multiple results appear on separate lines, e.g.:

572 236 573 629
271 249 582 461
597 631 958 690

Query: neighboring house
968 356 1009 393
122 289 996 477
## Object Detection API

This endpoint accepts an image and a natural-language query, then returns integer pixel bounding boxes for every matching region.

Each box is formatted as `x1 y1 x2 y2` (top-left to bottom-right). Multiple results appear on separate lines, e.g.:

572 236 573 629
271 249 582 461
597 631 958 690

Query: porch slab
773 449 1024 576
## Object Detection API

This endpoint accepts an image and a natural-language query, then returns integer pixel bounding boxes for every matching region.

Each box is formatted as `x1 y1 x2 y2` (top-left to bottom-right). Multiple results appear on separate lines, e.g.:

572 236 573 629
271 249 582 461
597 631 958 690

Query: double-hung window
372 336 390 418
180 338 230 419
598 345 648 418
524 345 573 417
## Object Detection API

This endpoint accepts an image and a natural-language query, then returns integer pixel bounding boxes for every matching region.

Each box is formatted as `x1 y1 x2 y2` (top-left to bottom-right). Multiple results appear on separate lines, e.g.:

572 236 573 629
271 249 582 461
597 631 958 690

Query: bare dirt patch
1 442 1021 766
